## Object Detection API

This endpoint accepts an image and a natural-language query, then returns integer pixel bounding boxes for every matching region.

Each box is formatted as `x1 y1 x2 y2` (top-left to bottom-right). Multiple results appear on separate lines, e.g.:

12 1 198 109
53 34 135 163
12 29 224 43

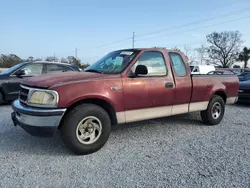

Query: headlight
28 90 58 108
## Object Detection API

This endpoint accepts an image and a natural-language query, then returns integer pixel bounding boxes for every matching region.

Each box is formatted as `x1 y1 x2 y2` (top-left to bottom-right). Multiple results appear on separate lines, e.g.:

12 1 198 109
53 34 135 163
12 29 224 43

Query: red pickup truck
11 48 239 155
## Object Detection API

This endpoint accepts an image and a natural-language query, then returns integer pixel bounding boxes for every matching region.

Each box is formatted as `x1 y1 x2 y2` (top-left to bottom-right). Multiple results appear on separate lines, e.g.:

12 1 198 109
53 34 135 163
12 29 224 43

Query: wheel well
59 98 118 128
214 91 227 103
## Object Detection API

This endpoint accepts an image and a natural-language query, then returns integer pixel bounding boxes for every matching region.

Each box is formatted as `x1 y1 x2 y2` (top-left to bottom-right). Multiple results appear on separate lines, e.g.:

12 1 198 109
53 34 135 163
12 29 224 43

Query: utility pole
53 53 56 62
132 32 135 48
75 48 78 59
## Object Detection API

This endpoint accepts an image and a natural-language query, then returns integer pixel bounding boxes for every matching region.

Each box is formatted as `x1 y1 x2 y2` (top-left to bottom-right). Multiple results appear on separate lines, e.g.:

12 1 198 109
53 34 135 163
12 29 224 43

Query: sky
1 0 250 64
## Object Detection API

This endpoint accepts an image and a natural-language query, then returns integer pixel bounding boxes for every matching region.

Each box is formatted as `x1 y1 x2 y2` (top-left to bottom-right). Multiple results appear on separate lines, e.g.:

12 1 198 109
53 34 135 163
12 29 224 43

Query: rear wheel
60 103 111 155
200 95 225 125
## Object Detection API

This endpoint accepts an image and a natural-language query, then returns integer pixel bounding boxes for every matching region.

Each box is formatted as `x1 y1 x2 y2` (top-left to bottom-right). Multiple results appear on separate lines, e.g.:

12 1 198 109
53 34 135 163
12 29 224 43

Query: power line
168 41 206 48
136 15 250 42
136 7 250 39
88 37 132 50
163 31 250 50
78 7 250 52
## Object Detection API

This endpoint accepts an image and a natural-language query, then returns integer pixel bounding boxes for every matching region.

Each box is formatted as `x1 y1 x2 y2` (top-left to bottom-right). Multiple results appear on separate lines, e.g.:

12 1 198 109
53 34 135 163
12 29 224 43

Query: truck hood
22 72 119 88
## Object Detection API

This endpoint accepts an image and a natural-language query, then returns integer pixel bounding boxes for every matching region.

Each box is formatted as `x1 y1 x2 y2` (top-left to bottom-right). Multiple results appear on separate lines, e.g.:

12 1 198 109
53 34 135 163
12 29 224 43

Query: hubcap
76 116 102 145
211 102 221 119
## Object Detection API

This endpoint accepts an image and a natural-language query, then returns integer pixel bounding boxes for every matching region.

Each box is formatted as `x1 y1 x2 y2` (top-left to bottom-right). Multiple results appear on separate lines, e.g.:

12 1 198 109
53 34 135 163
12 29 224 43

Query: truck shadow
0 129 71 156
1 113 202 156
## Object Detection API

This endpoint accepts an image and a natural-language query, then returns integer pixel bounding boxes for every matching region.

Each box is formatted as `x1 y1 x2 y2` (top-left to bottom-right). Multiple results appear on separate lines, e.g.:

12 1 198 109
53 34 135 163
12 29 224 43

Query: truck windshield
84 50 139 74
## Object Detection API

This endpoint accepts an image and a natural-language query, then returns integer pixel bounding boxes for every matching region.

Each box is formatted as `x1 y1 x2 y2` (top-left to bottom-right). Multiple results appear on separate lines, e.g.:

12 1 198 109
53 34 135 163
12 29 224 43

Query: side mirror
135 65 148 75
15 70 25 77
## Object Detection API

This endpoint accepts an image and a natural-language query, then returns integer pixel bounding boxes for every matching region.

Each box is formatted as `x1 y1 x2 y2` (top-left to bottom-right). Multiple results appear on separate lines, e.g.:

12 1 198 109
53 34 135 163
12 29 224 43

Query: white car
190 65 215 74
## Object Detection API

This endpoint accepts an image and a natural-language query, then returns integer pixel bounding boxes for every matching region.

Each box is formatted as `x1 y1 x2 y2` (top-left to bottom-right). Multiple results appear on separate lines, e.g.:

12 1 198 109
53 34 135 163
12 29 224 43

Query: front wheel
200 95 225 125
60 104 111 155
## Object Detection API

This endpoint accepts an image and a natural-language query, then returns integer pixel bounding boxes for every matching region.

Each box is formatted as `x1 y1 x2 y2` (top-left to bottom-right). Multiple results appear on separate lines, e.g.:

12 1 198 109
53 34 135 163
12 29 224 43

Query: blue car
238 80 250 103
238 71 250 82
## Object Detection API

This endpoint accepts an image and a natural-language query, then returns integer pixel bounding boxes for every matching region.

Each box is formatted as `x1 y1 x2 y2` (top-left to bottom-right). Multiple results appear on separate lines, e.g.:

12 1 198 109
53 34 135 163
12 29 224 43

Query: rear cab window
169 53 187 76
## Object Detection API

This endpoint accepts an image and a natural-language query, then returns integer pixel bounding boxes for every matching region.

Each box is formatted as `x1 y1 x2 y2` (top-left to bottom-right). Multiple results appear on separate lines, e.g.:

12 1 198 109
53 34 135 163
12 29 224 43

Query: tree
237 47 250 68
81 63 90 69
206 31 242 68
34 58 42 61
184 45 197 65
67 56 78 65
45 56 58 62
67 56 90 69
60 57 68 64
172 46 181 51
26 56 34 62
0 54 23 68
26 57 42 62
195 45 209 65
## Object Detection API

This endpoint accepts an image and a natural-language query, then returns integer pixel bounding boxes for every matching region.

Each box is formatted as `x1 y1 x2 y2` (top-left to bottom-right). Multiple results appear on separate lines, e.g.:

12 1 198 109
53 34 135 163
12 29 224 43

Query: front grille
19 85 30 103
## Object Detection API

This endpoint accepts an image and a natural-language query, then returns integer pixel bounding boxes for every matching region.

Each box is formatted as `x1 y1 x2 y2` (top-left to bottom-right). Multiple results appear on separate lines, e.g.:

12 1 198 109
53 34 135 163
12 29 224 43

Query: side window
63 66 74 72
20 64 43 76
131 51 167 76
46 64 64 73
169 53 187 76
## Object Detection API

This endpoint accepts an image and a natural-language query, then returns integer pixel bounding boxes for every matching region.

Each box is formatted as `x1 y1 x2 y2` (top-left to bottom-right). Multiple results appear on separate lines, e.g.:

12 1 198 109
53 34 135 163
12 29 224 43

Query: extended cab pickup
11 48 239 155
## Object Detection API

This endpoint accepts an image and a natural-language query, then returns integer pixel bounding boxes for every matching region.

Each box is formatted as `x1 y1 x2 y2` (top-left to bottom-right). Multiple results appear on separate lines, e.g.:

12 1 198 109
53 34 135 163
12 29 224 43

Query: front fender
52 79 124 112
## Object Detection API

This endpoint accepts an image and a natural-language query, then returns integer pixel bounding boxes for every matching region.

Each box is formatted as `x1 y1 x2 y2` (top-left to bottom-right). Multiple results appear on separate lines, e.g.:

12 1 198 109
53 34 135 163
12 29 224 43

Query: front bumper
11 100 66 137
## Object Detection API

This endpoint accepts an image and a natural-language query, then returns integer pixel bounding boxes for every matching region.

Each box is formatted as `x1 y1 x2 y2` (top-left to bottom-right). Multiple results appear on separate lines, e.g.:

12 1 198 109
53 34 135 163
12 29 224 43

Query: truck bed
191 74 239 104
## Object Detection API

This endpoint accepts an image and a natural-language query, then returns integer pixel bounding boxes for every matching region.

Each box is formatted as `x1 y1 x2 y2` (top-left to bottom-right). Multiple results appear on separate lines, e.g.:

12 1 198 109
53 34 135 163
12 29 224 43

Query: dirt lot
0 104 249 188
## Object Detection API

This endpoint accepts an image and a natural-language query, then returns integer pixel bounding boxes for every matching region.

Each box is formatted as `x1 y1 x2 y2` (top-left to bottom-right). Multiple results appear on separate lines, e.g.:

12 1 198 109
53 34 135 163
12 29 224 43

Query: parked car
207 70 235 75
238 71 250 82
215 68 242 75
11 48 239 155
190 65 215 74
0 61 81 104
238 80 250 103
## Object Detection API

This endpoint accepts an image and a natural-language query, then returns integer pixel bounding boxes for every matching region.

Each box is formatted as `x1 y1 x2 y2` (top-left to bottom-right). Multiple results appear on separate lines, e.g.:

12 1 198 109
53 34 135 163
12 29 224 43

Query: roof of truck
121 48 182 53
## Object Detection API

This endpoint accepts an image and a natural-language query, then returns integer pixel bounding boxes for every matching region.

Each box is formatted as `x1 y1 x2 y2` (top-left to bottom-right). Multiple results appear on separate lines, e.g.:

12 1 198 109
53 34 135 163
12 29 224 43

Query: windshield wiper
84 69 102 74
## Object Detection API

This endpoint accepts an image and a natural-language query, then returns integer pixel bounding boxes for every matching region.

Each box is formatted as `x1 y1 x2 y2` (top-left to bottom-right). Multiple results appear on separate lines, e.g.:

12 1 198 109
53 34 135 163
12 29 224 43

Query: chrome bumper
11 100 66 137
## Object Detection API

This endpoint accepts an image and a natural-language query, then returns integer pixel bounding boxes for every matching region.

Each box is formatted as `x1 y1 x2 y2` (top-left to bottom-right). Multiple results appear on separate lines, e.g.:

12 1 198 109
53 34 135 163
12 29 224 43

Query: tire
60 103 111 155
200 95 225 125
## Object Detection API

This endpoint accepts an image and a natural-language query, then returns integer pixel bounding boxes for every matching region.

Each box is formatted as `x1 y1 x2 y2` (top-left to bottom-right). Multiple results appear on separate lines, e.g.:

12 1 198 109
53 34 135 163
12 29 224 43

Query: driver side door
4 63 44 100
122 51 174 123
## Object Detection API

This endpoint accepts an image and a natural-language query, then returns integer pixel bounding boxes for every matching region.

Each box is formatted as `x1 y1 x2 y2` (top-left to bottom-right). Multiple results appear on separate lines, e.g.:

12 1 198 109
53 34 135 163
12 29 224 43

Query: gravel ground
0 104 250 188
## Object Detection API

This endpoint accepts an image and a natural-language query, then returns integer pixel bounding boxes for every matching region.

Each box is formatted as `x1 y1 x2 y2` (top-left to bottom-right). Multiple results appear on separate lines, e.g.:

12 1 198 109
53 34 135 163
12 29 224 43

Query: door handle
165 82 174 88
